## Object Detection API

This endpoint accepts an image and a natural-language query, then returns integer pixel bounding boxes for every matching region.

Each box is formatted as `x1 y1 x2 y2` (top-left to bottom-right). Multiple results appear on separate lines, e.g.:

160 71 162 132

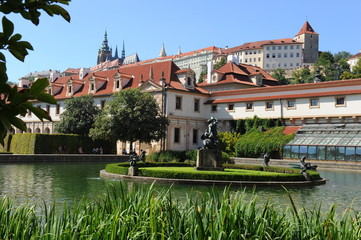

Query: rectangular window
91 83 95 91
266 46 270 50
290 53 294 58
272 46 276 50
250 58 252 62
175 96 182 110
211 105 217 112
192 129 198 144
284 46 288 50
310 98 319 108
56 104 60 115
290 45 294 50
194 99 200 112
272 53 275 58
336 96 345 106
266 101 274 110
246 102 253 111
46 104 50 114
287 100 296 109
278 53 281 58
68 86 72 93
258 57 261 61
284 53 287 58
266 54 270 58
296 53 300 57
297 45 300 49
100 100 106 110
174 128 180 143
228 104 235 112
278 46 281 50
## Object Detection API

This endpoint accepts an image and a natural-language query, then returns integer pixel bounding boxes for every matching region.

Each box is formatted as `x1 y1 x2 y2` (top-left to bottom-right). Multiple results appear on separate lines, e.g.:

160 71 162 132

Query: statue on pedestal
201 117 218 149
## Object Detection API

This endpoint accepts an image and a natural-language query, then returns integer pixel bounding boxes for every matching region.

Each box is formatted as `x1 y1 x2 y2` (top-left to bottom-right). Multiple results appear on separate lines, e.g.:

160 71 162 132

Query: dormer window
68 85 72 94
115 79 120 89
187 77 192 85
90 83 95 91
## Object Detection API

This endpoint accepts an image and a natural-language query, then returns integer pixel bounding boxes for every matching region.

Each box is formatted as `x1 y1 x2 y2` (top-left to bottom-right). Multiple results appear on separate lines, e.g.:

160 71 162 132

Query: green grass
0 184 360 239
105 163 322 182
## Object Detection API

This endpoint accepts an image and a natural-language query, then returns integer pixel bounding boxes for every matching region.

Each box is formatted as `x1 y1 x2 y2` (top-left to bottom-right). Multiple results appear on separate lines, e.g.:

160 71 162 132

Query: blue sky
4 0 361 82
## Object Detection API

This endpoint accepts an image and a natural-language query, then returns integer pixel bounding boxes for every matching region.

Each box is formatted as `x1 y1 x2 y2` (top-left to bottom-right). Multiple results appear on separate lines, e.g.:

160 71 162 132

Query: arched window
35 128 41 133
27 128 32 133
45 127 50 134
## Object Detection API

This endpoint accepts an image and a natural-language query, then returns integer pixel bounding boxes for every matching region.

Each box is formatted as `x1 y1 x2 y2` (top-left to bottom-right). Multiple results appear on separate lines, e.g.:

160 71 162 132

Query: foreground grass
1 184 360 239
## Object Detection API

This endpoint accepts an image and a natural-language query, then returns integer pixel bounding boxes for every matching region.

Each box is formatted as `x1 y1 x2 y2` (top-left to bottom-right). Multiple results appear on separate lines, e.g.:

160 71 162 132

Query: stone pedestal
195 149 224 171
128 166 138 176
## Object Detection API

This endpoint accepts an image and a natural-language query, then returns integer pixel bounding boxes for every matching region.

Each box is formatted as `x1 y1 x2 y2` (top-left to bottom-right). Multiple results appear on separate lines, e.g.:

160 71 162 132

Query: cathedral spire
114 45 119 59
122 40 125 59
100 30 110 51
159 43 167 57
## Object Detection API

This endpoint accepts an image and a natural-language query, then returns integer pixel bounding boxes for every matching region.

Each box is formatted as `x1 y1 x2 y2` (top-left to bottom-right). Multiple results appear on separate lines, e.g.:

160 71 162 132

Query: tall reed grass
0 184 360 239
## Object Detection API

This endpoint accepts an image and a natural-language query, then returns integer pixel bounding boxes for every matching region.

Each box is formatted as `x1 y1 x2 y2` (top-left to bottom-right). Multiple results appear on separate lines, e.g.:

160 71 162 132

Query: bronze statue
300 156 317 173
129 150 139 167
201 117 218 149
263 152 270 166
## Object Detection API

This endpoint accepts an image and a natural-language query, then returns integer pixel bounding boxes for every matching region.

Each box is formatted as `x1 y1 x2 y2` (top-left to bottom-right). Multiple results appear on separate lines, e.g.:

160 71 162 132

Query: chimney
79 68 90 80
18 78 29 88
49 70 60 82
207 61 213 83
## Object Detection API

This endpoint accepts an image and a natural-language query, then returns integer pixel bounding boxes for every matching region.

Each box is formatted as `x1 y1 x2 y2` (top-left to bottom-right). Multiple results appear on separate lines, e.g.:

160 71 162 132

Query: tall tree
352 57 361 75
290 68 314 84
55 95 100 136
334 51 352 62
90 89 169 149
271 68 289 85
0 0 71 143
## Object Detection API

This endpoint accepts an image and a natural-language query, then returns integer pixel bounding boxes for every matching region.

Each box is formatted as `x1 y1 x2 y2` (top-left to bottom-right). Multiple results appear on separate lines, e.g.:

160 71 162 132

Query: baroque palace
15 21 361 160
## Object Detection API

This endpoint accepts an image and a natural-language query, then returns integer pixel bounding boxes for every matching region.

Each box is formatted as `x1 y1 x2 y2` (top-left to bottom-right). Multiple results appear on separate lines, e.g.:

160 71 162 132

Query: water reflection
0 162 360 213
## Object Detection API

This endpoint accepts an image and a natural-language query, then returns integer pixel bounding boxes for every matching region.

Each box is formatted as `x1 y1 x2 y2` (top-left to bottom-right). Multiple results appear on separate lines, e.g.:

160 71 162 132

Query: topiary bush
0 134 12 152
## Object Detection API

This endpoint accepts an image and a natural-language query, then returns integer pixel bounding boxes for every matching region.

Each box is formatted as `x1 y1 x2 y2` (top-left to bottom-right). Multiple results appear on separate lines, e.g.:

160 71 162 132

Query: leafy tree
290 68 314 84
271 68 289 85
334 51 352 62
55 95 100 136
338 58 350 74
352 57 361 75
0 0 71 144
213 56 227 70
90 89 169 149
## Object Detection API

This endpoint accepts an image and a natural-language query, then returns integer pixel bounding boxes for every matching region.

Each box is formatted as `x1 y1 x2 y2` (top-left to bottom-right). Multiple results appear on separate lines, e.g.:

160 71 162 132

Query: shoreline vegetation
0 184 360 239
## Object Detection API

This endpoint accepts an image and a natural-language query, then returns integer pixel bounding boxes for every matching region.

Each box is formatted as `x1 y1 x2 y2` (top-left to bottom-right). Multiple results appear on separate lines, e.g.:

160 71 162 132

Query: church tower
294 21 319 64
97 31 113 64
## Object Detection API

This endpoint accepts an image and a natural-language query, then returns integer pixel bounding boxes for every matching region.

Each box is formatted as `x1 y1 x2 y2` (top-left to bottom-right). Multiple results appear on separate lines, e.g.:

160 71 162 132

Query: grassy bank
0 184 360 239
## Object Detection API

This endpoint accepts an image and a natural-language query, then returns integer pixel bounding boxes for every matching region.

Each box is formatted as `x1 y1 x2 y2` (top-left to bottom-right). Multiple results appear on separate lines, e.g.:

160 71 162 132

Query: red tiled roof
198 62 278 87
205 89 361 104
51 61 207 100
349 52 361 60
295 21 318 36
62 68 80 74
283 126 301 135
211 78 361 96
224 38 302 54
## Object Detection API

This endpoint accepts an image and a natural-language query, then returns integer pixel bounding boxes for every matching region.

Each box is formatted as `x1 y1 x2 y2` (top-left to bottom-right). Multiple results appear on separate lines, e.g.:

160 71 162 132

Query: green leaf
36 93 57 104
9 49 26 62
2 16 14 38
0 114 12 130
27 104 51 122
8 116 26 131
29 78 49 95
0 52 5 62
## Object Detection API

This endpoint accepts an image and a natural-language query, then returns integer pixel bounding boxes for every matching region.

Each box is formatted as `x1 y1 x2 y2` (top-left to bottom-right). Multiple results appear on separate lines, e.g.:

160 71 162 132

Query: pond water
1 162 361 213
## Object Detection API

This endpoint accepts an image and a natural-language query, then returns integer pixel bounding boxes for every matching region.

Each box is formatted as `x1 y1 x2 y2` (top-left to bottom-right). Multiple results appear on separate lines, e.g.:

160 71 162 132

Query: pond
0 162 360 213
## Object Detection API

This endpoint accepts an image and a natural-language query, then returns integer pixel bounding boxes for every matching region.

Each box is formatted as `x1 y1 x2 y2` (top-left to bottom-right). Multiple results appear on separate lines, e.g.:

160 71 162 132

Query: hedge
104 162 321 182
10 133 116 154
0 134 12 152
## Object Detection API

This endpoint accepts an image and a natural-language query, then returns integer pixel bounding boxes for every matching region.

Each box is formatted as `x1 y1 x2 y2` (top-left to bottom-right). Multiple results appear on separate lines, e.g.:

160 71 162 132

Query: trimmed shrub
10 133 116 154
218 131 241 156
0 134 12 152
235 127 295 158
146 151 187 162
105 162 321 181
